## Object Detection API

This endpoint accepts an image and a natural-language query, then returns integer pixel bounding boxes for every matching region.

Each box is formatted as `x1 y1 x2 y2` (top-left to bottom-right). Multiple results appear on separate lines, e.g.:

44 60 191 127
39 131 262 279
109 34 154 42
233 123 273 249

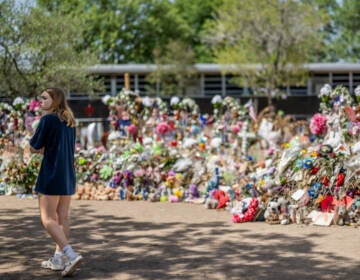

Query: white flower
319 84 331 98
170 96 180 106
0 103 13 111
142 96 153 107
13 97 25 106
355 85 360 96
330 89 338 99
211 95 222 104
123 88 132 95
182 98 194 107
183 138 198 148
210 137 222 148
101 95 112 105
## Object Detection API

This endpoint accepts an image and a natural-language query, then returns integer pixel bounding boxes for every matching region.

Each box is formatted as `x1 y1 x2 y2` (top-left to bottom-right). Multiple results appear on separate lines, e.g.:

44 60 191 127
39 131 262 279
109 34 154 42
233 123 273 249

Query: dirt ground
0 196 359 280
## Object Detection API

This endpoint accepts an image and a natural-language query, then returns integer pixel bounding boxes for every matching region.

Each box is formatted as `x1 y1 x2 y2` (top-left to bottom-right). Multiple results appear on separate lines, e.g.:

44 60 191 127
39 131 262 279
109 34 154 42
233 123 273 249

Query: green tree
173 0 222 63
38 0 192 64
146 40 197 96
329 0 360 62
203 0 328 103
37 0 222 63
306 0 340 62
0 0 103 98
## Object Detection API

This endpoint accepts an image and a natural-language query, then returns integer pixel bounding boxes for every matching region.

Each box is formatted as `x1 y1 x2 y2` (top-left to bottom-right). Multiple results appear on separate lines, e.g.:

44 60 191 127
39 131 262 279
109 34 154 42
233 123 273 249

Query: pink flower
310 113 327 135
231 124 240 134
29 99 40 112
348 122 360 136
134 168 145 177
127 124 138 135
156 122 170 135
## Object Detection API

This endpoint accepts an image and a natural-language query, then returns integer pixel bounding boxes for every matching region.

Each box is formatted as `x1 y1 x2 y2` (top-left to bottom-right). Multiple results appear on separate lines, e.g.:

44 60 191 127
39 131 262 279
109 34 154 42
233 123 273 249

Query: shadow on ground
0 203 359 280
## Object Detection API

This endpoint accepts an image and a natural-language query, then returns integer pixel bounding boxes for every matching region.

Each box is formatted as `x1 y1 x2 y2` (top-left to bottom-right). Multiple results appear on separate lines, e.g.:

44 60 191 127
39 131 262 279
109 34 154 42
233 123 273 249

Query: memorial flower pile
0 85 359 227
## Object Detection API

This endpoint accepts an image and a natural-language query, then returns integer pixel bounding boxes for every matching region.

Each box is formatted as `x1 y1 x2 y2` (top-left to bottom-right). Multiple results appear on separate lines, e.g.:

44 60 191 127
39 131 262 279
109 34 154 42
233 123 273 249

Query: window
137 74 153 95
225 74 244 96
204 74 222 96
353 73 360 89
289 85 307 96
310 73 329 95
332 73 350 88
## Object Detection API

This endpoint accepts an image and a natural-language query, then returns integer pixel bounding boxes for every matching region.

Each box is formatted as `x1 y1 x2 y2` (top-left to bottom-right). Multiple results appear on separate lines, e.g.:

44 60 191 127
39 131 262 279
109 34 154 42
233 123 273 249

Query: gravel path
0 196 359 280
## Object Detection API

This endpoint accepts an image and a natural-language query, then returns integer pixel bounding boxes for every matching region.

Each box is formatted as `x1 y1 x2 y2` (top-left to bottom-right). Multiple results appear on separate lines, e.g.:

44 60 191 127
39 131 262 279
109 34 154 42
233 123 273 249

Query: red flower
336 173 345 187
310 166 319 174
320 176 330 186
321 195 334 212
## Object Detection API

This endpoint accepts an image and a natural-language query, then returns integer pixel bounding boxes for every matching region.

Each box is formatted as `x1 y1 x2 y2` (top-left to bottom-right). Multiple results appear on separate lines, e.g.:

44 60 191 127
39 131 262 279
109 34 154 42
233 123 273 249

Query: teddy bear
204 197 218 209
335 204 350 226
349 197 360 226
264 200 281 224
148 188 161 202
125 185 136 201
264 197 291 225
204 189 219 209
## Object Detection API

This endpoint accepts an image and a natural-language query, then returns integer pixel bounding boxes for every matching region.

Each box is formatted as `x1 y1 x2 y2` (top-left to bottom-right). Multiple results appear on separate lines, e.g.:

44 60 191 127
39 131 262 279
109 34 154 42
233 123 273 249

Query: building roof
87 63 360 74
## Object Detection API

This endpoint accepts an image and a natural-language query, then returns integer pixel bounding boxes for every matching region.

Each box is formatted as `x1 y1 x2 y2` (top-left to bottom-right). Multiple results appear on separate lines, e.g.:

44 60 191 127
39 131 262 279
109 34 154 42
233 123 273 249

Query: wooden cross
124 73 130 90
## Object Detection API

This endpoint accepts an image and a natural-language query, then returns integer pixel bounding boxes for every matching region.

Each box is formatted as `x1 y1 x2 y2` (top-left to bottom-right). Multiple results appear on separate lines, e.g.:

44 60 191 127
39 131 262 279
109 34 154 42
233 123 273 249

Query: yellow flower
174 189 183 198
310 151 318 157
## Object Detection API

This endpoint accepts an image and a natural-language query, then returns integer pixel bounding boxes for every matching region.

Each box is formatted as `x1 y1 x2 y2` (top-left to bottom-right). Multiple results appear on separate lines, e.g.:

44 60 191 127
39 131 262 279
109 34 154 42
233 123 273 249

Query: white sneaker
41 257 65 271
61 255 83 277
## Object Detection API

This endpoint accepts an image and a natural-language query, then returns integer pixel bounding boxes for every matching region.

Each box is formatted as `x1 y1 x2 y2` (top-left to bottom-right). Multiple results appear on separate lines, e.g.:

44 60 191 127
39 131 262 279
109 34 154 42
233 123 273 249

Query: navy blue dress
30 114 76 195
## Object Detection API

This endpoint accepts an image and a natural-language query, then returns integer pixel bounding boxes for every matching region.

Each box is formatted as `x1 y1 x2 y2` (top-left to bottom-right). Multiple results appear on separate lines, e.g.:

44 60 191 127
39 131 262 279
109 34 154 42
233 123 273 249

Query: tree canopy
203 0 328 101
0 0 103 98
146 40 197 96
37 0 221 64
329 0 360 62
1 0 360 98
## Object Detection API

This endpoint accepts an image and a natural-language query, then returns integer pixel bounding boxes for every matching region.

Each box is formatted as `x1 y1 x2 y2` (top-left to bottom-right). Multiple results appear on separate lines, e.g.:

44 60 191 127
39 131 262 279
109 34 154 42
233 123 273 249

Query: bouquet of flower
3 155 41 193
310 113 327 136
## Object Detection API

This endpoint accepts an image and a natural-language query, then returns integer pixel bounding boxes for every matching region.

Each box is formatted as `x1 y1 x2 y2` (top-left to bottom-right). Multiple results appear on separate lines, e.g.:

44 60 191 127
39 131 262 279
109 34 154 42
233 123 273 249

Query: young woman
30 88 83 277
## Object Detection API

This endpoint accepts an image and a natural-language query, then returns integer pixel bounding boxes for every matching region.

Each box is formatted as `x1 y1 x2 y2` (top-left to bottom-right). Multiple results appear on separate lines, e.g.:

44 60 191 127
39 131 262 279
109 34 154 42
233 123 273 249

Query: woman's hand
30 147 44 154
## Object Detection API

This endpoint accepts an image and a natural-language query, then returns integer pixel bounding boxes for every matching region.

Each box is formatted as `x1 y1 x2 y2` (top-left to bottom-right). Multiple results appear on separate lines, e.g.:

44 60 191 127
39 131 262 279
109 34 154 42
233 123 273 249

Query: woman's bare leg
55 196 72 252
38 195 68 250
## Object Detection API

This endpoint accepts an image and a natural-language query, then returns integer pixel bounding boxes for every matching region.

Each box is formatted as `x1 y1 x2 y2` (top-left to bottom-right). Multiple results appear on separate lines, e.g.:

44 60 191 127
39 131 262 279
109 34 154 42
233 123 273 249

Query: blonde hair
42 87 76 127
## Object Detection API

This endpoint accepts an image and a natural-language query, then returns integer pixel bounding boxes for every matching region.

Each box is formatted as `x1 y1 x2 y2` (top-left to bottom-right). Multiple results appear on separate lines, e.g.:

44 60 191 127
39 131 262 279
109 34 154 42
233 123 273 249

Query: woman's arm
30 147 44 154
